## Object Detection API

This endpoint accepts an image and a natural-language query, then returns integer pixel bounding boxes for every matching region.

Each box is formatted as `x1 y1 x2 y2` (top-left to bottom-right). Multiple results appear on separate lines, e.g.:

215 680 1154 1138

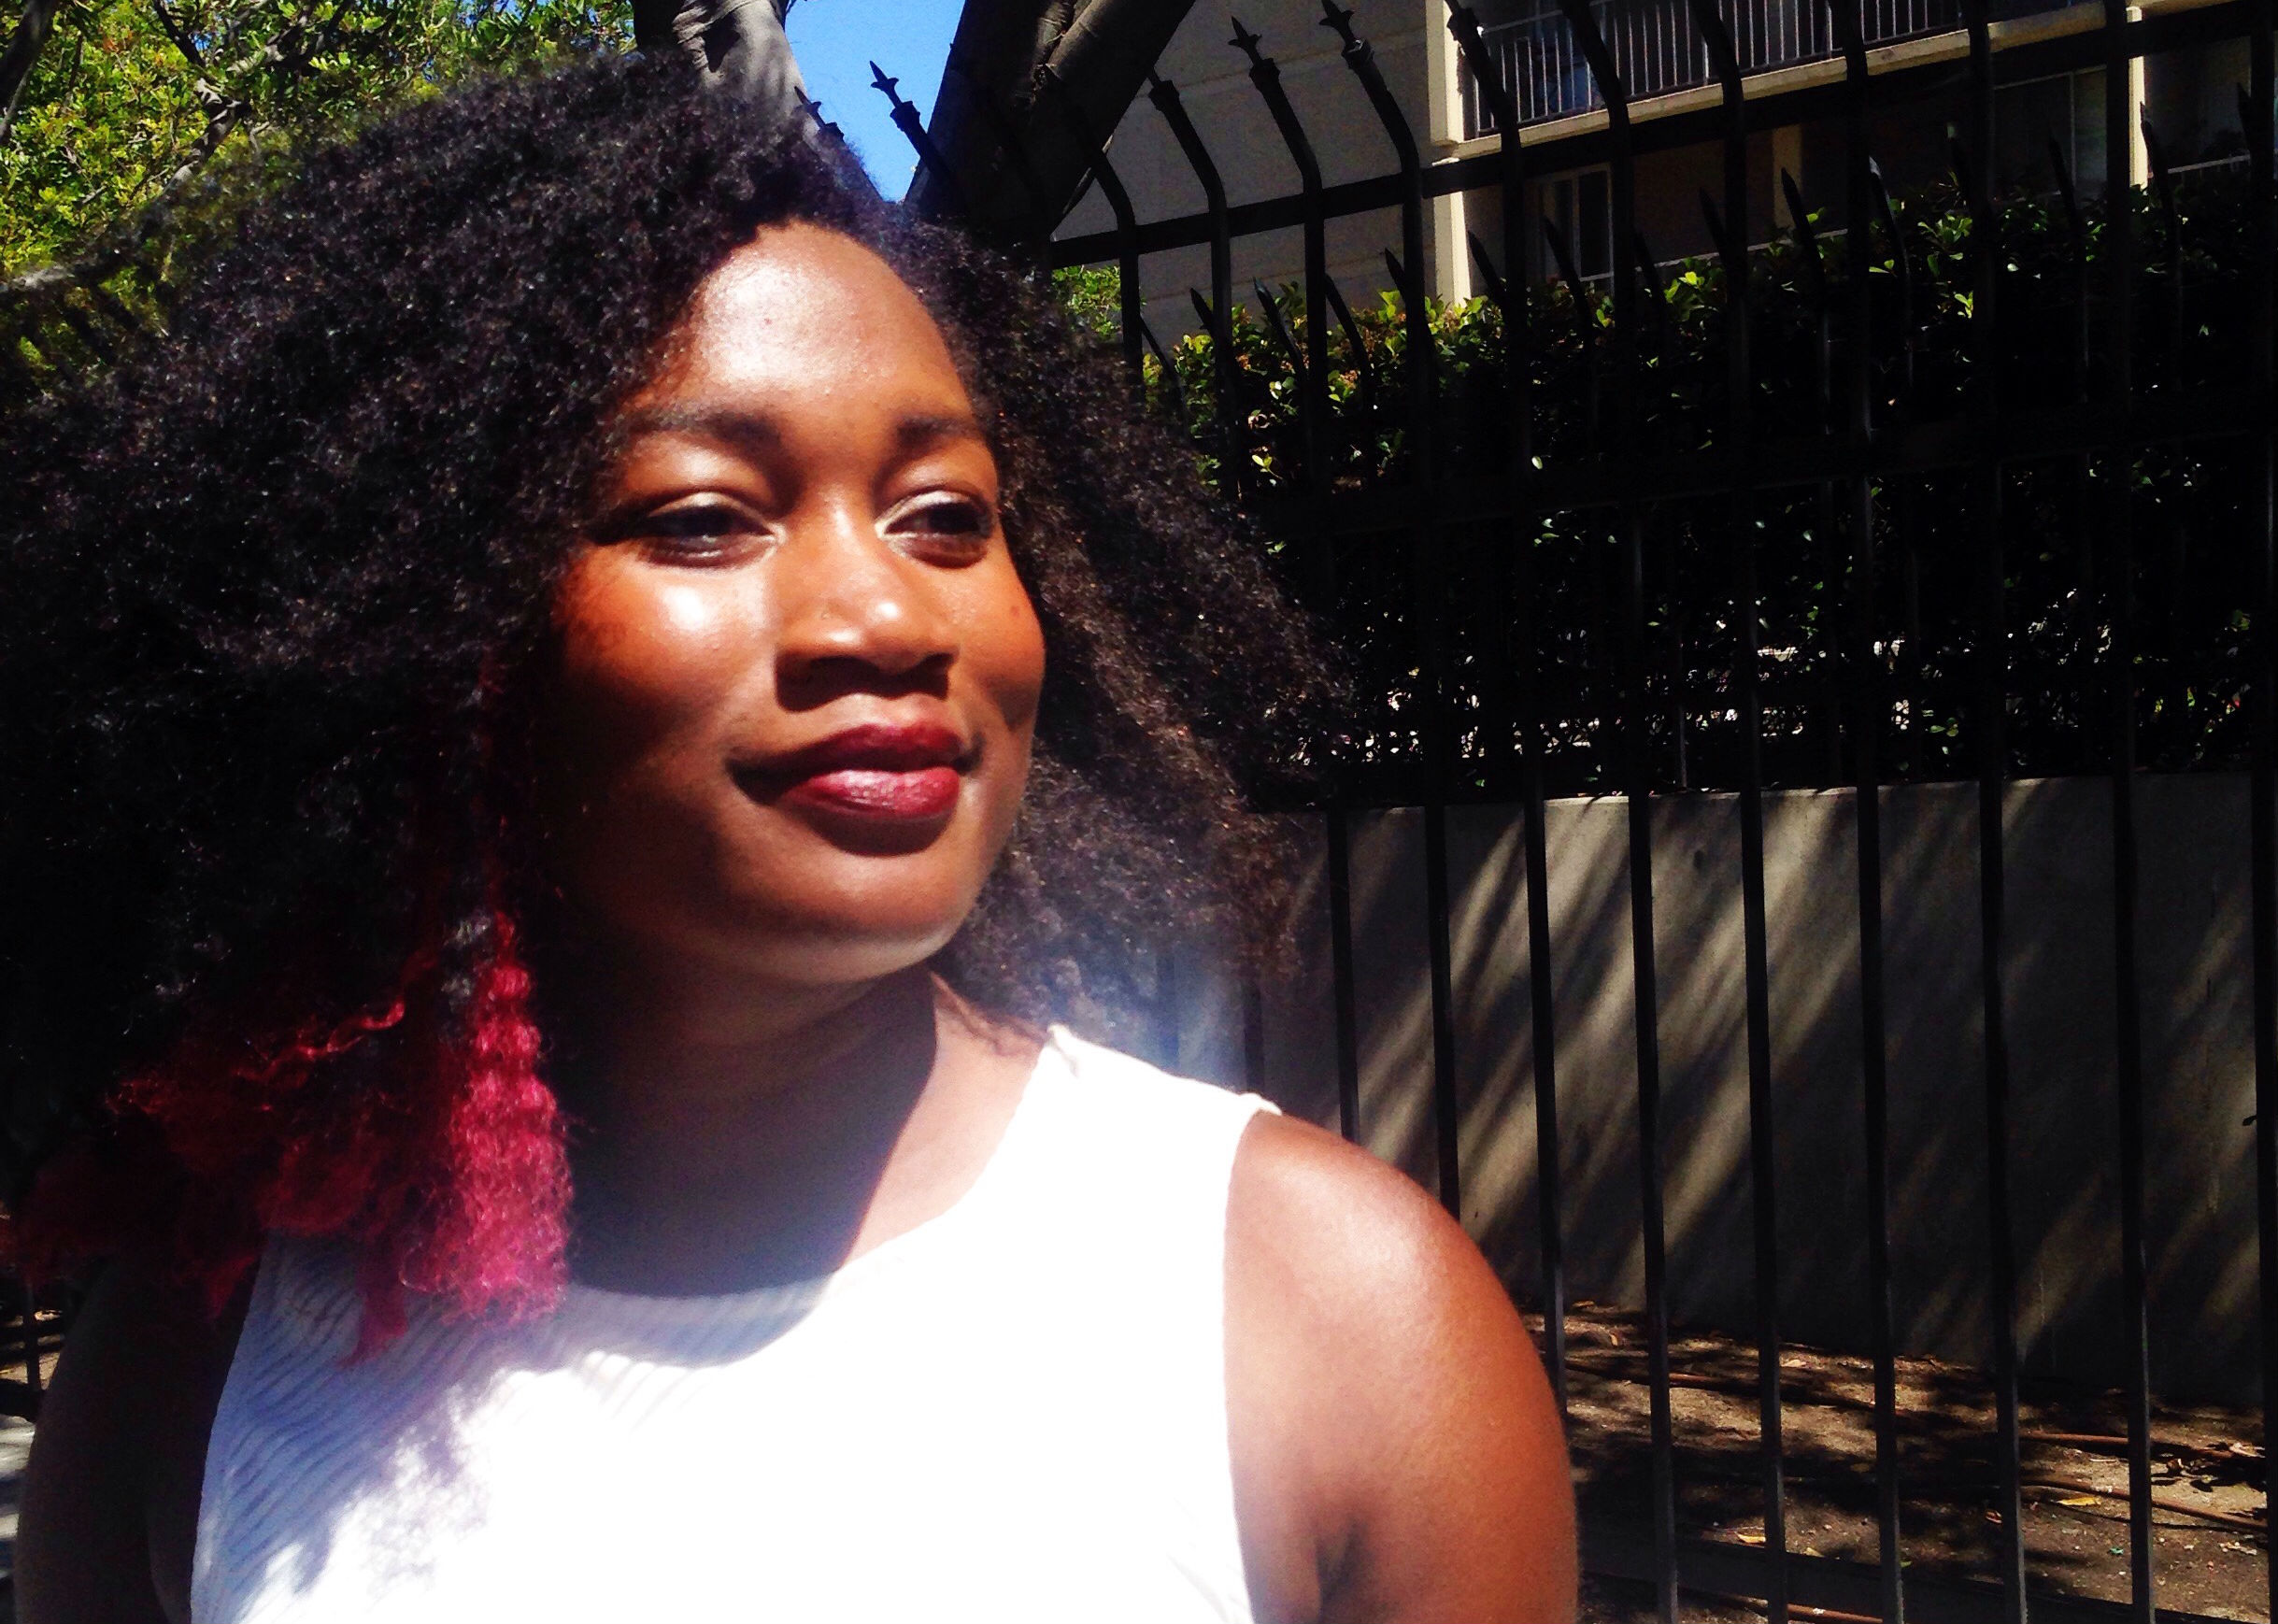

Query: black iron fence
3 0 2270 1616
884 0 2278 1620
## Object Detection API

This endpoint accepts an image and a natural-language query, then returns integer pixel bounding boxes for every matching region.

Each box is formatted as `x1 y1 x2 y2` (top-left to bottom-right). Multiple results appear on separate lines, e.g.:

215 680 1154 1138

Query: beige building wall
1055 0 1459 341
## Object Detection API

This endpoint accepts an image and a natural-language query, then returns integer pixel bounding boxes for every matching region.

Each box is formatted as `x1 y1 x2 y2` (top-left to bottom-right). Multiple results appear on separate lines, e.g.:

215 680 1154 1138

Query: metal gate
872 0 2278 1619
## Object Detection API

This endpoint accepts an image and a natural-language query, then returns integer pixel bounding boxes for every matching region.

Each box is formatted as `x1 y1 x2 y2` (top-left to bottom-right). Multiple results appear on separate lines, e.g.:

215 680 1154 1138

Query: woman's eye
624 502 764 557
889 499 994 548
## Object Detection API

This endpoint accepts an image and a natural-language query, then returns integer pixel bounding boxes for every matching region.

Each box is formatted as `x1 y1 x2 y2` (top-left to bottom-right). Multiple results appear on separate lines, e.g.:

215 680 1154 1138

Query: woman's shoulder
18 1250 246 1624
1225 1110 1503 1359
1037 1025 1277 1120
933 990 1274 1147
1032 1022 1553 1422
983 1027 1279 1232
1036 1026 1488 1276
1222 1111 1578 1622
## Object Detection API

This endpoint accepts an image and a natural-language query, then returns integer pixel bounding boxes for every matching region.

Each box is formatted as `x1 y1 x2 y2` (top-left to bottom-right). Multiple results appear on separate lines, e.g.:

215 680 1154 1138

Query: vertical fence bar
1145 67 1260 1090
1825 4 1906 1618
1546 214 1604 452
2246 0 2278 1618
1146 71 1240 487
1690 0 1786 1610
1242 979 1268 1095
1783 169 1845 784
1324 0 1461 1218
1040 67 1143 392
1967 0 2026 1614
960 75 1055 250
1559 1 1679 1614
1232 18 1366 1147
17 1279 38 1405
1868 162 1923 786
2090 0 2152 1603
1320 297 1366 1133
2109 351 2155 1624
1449 0 1565 1412
1233 20 1326 503
1326 809 1363 1141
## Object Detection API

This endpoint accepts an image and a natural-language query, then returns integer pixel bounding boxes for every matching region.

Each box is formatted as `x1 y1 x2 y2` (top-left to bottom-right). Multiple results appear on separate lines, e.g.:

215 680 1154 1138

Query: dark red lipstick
746 721 966 825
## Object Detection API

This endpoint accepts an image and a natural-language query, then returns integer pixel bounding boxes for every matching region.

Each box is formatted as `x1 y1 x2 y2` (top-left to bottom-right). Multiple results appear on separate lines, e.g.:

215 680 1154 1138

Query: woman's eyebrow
616 407 983 455
617 405 783 453
894 413 987 451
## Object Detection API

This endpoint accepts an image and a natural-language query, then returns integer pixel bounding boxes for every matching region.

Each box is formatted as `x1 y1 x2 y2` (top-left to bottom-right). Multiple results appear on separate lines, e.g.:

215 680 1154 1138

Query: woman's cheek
975 569 1047 735
557 554 758 734
653 578 731 642
980 608 1045 851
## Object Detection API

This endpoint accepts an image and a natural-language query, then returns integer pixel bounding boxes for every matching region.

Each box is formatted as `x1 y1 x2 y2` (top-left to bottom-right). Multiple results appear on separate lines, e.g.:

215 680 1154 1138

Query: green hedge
1063 164 2271 798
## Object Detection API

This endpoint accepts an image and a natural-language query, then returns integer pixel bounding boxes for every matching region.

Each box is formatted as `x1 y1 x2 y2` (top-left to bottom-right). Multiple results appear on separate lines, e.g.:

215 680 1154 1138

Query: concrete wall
1161 776 2263 1404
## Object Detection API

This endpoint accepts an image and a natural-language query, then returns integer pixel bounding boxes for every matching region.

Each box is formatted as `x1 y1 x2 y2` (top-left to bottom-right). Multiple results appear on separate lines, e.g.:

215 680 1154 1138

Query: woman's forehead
659 223 968 406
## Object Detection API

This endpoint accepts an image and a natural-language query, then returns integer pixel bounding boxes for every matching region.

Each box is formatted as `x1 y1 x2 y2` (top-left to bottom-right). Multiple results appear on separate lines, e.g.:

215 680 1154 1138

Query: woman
5 56 1573 1623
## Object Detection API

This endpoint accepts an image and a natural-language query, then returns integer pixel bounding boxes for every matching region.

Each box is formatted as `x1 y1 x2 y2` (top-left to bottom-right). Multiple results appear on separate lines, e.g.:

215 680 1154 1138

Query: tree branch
173 88 243 186
147 0 204 69
910 0 1194 241
0 0 63 146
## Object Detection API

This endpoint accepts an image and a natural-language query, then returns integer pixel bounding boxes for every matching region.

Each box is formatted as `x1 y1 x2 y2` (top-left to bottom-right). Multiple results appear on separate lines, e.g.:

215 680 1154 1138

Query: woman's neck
547 960 1036 1296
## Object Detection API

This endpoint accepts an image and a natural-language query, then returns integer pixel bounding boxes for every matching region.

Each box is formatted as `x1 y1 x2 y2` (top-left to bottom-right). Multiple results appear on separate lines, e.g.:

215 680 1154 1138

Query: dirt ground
1549 1303 2270 1621
1580 1574 1769 1621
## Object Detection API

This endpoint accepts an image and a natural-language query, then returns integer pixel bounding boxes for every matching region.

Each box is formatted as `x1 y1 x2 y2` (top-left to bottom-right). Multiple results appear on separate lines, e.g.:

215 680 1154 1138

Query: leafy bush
1081 164 2271 799
0 0 631 278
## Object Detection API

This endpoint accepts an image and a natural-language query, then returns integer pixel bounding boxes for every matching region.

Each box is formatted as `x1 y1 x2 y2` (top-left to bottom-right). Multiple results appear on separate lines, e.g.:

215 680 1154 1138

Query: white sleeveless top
192 1028 1276 1624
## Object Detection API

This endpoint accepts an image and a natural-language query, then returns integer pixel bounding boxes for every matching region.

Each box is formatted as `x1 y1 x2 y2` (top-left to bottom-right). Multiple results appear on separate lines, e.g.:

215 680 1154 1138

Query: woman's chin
704 891 975 990
777 801 959 859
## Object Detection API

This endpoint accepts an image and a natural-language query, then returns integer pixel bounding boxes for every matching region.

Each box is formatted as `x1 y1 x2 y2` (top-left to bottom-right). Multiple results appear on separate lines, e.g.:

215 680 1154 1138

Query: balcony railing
1459 0 1965 135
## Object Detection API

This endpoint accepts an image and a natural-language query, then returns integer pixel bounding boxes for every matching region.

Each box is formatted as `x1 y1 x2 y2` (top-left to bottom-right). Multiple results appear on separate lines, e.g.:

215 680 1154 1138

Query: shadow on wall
1167 776 2261 1405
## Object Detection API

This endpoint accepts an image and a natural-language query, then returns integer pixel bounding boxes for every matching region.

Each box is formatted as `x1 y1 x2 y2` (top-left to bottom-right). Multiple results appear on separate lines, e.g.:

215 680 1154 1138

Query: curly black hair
0 52 1334 1305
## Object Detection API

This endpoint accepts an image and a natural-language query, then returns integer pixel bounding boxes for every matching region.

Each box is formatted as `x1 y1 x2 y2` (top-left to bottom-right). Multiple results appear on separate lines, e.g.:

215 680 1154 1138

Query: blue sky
786 0 961 200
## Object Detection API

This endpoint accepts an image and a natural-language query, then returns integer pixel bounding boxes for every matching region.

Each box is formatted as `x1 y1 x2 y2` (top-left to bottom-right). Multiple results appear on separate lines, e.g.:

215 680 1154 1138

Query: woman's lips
743 721 967 827
779 764 960 820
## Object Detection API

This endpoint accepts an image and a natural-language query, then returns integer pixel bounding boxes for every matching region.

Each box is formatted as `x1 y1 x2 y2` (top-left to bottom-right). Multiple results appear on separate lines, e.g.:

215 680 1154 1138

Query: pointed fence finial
1699 190 1736 266
1382 247 1417 301
1466 231 1508 310
1780 168 1813 235
1253 278 1308 381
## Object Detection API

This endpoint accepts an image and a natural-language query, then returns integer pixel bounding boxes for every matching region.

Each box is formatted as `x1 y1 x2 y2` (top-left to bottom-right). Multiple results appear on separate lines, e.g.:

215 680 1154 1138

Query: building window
1996 67 2110 194
1539 166 1613 282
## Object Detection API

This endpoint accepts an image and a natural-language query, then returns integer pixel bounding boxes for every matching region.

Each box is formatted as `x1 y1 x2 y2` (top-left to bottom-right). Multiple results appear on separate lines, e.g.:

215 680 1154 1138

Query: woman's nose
772 502 958 701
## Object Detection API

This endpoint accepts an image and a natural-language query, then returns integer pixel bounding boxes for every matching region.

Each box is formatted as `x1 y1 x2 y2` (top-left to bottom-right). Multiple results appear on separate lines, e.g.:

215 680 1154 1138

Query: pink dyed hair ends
393 910 571 1333
21 905 570 1347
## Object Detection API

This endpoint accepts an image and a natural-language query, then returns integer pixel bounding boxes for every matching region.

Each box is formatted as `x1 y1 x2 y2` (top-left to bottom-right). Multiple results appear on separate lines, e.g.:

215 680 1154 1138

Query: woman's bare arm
18 1256 236 1624
1227 1113 1577 1624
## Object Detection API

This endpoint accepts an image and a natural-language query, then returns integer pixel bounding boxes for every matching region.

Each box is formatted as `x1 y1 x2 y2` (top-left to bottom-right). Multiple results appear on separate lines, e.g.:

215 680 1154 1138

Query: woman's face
542 224 1046 993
